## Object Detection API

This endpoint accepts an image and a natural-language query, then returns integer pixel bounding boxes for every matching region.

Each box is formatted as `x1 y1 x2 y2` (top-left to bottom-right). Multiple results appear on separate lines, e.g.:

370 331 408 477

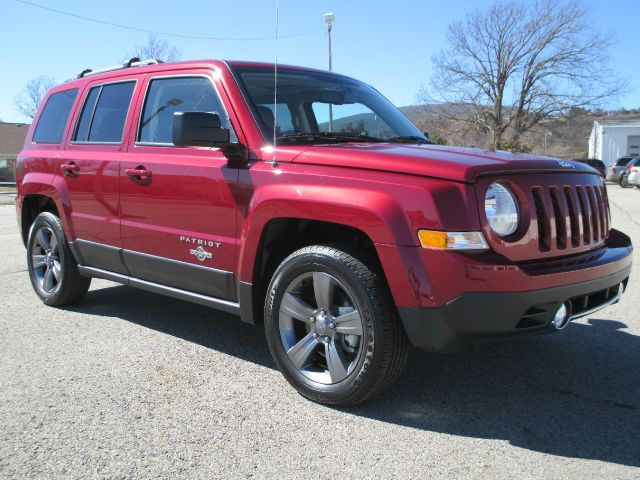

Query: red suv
16 59 633 405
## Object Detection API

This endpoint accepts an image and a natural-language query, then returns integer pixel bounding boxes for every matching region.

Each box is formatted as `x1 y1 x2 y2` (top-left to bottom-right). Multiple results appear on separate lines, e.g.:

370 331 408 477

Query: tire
264 245 409 406
26 212 91 306
619 175 630 188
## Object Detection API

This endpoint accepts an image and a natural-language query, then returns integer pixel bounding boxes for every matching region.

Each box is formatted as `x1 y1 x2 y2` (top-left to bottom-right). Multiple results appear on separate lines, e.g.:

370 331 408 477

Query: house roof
593 119 640 129
0 122 30 156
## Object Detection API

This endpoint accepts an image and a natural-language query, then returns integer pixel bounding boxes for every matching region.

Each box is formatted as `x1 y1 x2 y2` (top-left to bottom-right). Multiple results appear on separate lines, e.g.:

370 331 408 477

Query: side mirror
172 112 231 147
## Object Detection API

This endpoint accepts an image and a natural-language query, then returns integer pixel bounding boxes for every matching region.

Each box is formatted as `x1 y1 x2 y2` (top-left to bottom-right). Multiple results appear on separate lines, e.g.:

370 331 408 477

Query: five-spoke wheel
279 271 365 384
30 226 62 295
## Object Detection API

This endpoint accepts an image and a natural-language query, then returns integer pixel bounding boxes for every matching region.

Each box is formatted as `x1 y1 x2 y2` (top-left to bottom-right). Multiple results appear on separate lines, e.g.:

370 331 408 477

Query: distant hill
318 113 395 138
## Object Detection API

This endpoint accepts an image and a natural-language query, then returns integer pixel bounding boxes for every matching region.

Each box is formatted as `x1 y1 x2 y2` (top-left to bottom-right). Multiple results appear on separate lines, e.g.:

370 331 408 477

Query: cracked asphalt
0 186 639 479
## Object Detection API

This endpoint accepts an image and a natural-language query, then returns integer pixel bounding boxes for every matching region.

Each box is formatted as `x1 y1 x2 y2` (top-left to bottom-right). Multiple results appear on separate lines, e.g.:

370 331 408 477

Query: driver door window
138 77 233 144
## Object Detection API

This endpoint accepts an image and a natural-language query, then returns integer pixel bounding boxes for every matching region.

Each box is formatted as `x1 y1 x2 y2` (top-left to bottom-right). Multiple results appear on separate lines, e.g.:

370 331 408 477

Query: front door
120 74 239 301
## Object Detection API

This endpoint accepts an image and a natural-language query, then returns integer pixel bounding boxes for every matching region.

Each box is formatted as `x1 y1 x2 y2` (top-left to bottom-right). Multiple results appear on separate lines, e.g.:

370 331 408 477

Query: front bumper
399 267 630 352
395 230 633 352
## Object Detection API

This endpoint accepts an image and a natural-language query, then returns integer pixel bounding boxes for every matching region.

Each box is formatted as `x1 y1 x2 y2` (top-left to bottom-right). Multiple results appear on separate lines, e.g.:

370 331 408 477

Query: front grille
532 183 609 253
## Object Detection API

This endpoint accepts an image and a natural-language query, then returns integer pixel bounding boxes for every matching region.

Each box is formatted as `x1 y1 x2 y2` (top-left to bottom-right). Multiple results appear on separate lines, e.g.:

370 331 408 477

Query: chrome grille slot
587 186 600 241
564 186 580 248
532 187 550 252
593 186 606 240
549 187 567 250
576 186 591 245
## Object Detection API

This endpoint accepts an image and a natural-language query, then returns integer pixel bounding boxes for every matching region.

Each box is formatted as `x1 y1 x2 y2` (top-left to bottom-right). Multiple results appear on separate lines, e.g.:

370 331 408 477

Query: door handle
125 166 152 183
60 162 79 175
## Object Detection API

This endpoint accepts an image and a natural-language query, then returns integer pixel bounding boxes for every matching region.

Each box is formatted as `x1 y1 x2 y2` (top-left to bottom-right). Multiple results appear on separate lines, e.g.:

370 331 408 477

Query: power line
15 0 324 41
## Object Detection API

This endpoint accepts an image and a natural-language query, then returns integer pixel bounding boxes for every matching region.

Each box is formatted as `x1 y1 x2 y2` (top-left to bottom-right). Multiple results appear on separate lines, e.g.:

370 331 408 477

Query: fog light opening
553 303 570 330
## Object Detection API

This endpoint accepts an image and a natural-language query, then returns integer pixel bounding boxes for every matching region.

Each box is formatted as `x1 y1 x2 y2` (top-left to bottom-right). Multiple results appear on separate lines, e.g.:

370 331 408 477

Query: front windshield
231 66 426 144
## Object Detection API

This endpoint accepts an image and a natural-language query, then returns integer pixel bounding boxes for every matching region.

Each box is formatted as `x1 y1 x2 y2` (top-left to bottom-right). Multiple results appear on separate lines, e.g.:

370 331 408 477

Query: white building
588 119 640 167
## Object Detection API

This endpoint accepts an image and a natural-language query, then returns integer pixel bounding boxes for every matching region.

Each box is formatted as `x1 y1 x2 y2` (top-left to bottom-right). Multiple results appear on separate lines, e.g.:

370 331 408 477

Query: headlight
485 183 519 237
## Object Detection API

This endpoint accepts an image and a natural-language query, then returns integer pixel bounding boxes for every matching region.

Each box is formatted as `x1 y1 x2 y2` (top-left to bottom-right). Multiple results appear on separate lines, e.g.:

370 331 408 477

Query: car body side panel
235 161 481 304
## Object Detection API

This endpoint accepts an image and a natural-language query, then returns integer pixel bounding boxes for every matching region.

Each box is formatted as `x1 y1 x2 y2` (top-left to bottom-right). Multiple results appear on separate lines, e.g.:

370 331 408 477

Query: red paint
15 60 632 315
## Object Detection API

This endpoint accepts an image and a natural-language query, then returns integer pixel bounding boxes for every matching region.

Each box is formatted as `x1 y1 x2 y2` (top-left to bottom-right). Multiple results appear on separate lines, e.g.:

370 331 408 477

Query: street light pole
324 12 334 131
544 131 552 155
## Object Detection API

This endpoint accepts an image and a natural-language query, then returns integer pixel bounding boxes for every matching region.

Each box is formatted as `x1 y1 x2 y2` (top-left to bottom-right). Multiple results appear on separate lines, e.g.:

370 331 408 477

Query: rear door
61 79 138 273
120 72 240 301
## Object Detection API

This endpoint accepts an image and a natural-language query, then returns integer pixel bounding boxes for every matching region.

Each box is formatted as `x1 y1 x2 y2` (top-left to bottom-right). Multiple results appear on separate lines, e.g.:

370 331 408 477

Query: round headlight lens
485 183 519 237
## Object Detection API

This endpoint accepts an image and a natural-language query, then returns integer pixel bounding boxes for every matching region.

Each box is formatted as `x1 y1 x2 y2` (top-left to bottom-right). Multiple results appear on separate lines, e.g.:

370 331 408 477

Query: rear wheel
264 245 409 406
619 175 630 188
27 212 91 306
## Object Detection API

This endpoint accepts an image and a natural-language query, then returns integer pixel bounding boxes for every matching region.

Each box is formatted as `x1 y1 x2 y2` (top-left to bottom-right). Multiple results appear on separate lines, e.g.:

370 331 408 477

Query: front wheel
27 212 91 306
264 245 409 406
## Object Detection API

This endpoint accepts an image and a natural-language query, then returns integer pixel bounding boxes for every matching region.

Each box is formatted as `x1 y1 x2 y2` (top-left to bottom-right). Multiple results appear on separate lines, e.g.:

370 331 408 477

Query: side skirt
77 265 242 316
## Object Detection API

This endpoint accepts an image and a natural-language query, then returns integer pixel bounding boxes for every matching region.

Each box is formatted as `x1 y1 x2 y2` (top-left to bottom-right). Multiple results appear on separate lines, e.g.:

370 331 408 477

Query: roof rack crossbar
76 58 163 79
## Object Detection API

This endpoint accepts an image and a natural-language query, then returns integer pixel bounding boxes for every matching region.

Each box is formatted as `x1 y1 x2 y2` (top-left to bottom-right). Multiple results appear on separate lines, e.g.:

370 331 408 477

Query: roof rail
76 58 163 79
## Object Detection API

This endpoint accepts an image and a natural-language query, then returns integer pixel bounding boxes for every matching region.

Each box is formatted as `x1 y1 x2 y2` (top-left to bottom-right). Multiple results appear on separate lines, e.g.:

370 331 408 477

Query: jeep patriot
16 59 633 405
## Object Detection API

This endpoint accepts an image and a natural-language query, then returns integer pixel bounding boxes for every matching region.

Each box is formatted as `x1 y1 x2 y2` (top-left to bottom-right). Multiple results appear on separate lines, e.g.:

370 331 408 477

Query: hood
291 144 597 183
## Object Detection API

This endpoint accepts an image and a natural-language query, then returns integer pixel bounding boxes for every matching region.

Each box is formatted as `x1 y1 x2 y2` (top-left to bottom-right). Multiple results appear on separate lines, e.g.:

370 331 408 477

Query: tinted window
256 103 294 135
312 102 394 138
616 157 633 166
32 89 78 143
138 77 229 144
82 82 135 143
73 87 100 142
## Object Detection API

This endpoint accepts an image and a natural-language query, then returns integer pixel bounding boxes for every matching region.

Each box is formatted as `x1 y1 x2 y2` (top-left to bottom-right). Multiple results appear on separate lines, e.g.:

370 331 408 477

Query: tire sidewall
265 248 384 404
620 175 629 188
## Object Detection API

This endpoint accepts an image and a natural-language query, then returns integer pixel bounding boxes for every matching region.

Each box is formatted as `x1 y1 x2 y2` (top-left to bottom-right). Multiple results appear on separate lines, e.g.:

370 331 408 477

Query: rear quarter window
32 89 78 143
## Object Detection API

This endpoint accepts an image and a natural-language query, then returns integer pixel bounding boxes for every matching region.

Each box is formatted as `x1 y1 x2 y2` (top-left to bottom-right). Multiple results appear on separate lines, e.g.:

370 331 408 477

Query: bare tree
423 0 623 151
14 75 56 120
129 33 182 63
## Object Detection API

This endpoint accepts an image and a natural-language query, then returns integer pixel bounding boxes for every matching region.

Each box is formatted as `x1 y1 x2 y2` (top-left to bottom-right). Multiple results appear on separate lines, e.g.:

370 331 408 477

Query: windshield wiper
276 132 384 143
387 135 433 144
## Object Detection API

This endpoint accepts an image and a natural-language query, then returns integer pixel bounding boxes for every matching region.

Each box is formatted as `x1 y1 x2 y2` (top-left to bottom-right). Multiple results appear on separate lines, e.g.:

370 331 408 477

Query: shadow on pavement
70 284 640 467
70 283 275 369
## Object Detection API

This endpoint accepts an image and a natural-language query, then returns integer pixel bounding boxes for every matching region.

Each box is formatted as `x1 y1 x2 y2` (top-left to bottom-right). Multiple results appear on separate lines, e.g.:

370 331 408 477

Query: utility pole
544 131 552 155
324 12 334 131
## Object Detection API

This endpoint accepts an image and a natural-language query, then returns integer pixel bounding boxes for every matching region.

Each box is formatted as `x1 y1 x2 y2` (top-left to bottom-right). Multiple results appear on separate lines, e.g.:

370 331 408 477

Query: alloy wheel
30 226 61 294
278 271 365 384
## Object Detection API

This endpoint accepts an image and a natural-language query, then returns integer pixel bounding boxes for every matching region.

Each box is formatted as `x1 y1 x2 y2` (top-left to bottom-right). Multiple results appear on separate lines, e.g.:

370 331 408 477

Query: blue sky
1 0 638 122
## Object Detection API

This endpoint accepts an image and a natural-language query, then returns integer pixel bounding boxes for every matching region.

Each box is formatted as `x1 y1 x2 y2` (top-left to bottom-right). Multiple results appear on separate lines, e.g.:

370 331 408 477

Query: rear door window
138 76 231 144
32 89 78 143
73 81 136 143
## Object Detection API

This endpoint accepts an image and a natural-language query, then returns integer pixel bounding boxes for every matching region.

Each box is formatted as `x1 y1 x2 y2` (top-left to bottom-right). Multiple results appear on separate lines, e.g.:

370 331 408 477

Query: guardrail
0 181 16 186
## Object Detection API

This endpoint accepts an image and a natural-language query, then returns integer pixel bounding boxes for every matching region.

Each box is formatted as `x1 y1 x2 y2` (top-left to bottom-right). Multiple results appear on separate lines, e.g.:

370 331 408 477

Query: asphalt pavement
0 186 638 479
